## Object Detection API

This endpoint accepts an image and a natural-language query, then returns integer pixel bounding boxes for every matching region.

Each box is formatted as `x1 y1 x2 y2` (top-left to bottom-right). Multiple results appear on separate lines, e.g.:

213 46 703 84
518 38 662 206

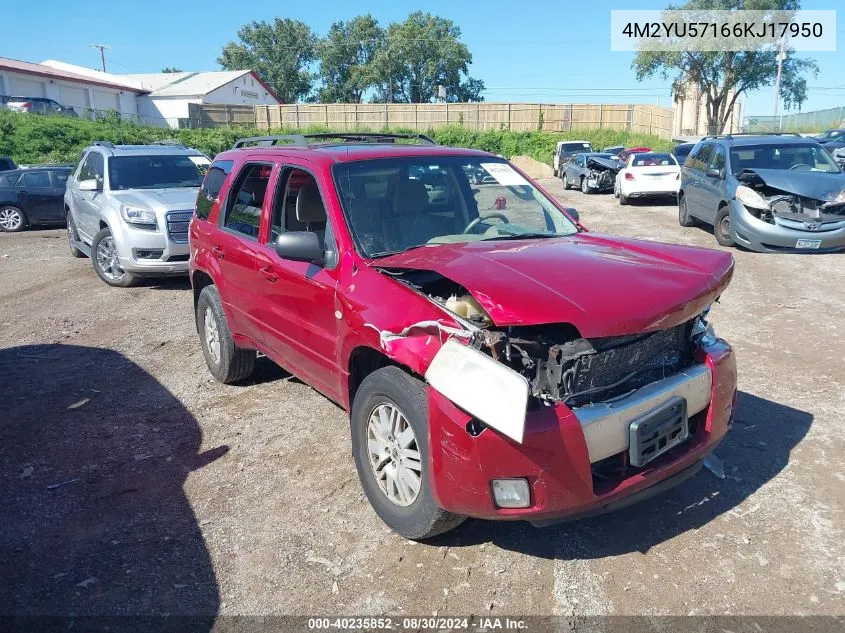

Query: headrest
393 178 429 215
296 183 326 223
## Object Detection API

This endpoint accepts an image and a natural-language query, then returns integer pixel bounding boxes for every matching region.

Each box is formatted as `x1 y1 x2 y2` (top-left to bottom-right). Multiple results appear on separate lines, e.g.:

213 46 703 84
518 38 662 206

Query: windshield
333 156 578 258
730 143 840 174
108 155 204 190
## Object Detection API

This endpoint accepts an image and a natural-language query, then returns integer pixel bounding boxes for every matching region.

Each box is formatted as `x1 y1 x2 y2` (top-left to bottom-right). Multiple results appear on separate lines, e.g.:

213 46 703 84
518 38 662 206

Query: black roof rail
232 132 438 150
701 132 804 141
91 141 115 149
233 135 308 149
303 132 438 145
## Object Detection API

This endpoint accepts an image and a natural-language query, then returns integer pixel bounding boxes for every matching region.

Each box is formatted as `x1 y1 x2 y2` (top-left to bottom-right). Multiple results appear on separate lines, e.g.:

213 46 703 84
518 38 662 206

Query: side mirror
274 231 323 263
564 207 580 222
79 179 100 191
706 167 723 179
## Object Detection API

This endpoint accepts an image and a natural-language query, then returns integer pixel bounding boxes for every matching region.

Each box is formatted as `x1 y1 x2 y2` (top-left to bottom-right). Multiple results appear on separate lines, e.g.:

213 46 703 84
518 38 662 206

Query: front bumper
112 214 190 275
729 200 845 253
427 339 736 522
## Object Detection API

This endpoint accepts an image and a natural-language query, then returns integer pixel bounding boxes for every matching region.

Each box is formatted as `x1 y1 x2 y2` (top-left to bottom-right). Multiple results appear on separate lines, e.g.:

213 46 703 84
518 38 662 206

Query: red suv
189 133 737 540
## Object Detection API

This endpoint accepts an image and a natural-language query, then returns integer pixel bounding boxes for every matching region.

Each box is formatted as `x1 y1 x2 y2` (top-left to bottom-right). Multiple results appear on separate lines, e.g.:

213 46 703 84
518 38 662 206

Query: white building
123 70 282 127
0 57 144 118
2 58 282 128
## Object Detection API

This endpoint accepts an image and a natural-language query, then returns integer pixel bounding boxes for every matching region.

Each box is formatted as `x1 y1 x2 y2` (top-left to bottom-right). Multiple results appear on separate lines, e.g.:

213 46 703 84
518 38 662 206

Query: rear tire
0 205 26 232
678 194 695 227
351 366 465 540
91 228 139 287
196 285 255 384
715 206 736 247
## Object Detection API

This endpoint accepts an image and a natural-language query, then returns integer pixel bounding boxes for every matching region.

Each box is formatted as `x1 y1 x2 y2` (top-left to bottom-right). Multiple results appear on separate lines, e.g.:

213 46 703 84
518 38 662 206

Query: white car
614 152 681 205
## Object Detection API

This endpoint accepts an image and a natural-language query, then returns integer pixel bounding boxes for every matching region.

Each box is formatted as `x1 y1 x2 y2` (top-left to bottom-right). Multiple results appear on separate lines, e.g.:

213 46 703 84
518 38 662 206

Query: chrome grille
166 211 193 244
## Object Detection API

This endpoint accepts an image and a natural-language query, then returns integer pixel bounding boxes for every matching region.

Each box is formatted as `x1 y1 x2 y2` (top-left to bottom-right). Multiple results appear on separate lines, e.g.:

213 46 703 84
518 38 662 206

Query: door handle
259 266 278 283
212 246 225 259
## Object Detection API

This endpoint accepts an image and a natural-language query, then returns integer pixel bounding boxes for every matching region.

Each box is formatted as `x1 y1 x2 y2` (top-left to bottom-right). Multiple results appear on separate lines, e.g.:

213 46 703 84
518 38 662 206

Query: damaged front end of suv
584 156 622 193
358 234 737 525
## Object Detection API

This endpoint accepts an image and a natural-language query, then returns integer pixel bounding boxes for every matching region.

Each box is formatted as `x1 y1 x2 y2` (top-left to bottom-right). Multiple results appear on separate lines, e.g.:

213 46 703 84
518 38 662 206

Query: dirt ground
1 179 843 622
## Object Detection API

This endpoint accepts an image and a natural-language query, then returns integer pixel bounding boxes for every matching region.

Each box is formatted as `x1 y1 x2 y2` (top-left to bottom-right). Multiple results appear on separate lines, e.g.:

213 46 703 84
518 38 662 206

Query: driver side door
252 162 342 401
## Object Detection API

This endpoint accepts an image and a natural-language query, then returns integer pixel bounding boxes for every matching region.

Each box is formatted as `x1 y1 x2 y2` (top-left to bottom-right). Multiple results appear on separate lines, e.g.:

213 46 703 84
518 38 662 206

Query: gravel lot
1 178 843 620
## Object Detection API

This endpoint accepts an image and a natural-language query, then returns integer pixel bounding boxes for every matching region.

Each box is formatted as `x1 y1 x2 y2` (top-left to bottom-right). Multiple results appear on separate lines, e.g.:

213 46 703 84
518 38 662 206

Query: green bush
0 111 672 167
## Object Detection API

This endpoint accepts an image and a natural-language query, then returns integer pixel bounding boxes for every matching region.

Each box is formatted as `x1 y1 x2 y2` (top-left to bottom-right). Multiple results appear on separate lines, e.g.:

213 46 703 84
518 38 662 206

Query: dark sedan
0 168 71 232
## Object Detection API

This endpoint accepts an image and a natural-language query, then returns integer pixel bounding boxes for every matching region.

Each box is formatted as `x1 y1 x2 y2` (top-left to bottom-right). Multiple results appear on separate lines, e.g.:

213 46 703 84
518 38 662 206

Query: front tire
580 177 591 194
91 228 139 287
0 205 26 232
715 206 736 247
351 366 465 540
196 285 255 383
562 172 570 190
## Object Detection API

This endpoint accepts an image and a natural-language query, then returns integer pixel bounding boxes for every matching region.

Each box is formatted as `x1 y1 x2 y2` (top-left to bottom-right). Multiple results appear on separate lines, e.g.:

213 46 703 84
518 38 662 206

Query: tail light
20 102 33 109
624 172 635 181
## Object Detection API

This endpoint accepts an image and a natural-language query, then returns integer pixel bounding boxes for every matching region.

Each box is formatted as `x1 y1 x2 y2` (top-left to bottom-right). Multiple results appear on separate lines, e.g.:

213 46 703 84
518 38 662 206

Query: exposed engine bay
737 170 845 225
381 268 701 409
585 156 622 192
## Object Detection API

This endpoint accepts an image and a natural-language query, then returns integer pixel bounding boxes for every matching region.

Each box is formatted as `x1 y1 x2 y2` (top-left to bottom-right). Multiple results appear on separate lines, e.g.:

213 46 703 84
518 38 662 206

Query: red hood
371 234 734 337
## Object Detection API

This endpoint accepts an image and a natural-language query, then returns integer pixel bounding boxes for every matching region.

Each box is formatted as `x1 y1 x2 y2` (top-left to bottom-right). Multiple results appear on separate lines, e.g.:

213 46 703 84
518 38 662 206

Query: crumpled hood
372 234 733 337
737 168 845 202
110 188 198 211
586 156 623 172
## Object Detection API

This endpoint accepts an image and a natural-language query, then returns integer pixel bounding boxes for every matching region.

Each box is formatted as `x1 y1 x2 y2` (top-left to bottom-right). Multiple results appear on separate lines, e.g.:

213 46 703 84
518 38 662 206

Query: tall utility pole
773 39 786 130
91 44 110 72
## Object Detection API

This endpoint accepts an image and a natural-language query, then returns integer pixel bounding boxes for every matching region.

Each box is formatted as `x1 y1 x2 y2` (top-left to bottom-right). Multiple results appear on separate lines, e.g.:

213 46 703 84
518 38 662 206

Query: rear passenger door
213 162 273 346
252 163 342 401
17 171 55 223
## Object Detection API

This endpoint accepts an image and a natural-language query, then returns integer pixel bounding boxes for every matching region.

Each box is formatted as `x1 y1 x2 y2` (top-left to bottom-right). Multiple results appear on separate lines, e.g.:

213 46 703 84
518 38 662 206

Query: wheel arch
192 270 215 311
346 345 425 412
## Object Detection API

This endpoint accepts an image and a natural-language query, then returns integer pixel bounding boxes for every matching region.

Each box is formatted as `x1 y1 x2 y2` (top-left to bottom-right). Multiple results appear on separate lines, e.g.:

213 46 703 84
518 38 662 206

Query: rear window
632 153 676 167
195 160 234 220
562 143 592 153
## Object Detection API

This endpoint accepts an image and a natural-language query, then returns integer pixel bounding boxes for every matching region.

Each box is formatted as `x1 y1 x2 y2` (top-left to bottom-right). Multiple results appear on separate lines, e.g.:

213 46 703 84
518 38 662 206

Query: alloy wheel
366 403 422 507
95 236 125 281
204 306 221 365
0 207 23 231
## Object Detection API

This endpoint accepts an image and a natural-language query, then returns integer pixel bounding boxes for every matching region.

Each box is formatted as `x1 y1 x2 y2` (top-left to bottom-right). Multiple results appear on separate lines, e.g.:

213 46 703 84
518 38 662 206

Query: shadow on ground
435 391 812 559
0 344 223 626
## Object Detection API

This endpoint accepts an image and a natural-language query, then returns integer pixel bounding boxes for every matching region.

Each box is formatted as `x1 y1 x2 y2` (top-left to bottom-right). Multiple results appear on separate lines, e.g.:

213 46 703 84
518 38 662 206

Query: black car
3 96 78 117
0 157 18 172
0 168 71 232
672 143 696 164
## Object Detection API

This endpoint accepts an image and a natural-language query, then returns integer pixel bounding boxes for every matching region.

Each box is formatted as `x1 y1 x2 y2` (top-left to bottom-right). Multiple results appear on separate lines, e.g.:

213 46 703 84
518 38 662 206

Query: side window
690 144 714 171
51 171 70 186
78 152 104 184
22 171 51 188
223 163 271 240
195 159 233 220
77 153 93 181
268 168 327 244
709 147 726 174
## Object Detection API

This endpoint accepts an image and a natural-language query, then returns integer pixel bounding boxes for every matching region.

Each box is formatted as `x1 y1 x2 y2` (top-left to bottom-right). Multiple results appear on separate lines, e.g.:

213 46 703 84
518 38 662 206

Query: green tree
317 15 384 103
368 11 484 103
218 18 317 103
161 67 182 73
633 0 816 134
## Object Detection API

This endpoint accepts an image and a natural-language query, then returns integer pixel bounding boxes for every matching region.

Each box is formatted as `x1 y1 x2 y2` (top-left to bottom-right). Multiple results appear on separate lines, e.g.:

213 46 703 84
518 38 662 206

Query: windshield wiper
368 243 431 259
479 232 565 242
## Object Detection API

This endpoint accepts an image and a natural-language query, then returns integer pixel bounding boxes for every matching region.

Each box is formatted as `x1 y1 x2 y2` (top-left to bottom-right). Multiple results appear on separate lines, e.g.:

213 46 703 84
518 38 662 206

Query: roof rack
91 141 115 149
701 132 803 140
150 140 187 148
232 132 438 150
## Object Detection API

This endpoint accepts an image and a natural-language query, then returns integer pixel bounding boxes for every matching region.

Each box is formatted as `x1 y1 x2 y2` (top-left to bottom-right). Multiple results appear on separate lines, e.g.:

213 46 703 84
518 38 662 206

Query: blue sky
4 0 844 117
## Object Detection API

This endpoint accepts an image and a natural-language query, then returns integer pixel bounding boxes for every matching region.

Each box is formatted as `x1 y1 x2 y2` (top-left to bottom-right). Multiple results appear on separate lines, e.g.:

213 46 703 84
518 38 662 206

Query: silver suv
65 142 207 286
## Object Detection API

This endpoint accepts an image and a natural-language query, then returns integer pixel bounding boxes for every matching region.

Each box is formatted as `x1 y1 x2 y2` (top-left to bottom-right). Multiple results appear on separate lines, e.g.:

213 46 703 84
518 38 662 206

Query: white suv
65 142 207 287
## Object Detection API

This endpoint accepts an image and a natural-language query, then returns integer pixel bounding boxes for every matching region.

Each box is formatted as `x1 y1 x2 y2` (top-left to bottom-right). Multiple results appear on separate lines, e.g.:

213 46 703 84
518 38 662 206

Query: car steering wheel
789 163 812 171
464 213 510 234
